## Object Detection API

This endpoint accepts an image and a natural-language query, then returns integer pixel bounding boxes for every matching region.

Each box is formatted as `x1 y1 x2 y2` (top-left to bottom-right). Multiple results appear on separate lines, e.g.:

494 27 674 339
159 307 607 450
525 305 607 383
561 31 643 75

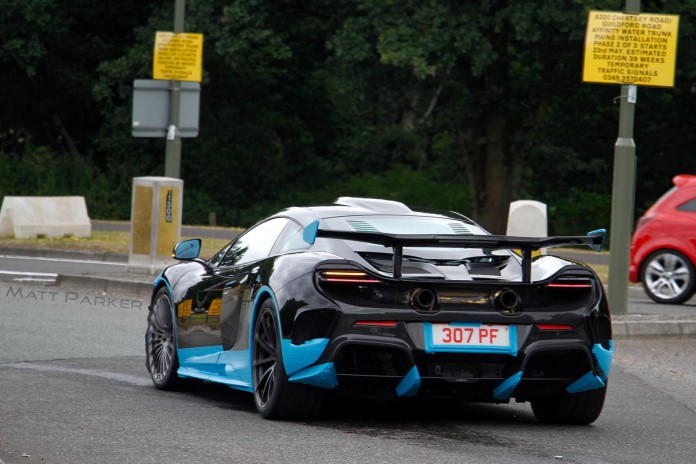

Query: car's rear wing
302 220 606 282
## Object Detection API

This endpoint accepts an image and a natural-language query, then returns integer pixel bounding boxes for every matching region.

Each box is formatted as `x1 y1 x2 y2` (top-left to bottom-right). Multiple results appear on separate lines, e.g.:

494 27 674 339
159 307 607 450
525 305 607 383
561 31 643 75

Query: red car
629 174 696 304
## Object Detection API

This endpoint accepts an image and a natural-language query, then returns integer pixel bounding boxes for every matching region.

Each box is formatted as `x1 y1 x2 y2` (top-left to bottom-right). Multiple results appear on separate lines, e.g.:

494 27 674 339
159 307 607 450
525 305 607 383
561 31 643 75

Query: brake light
537 324 574 331
354 321 398 327
320 270 381 284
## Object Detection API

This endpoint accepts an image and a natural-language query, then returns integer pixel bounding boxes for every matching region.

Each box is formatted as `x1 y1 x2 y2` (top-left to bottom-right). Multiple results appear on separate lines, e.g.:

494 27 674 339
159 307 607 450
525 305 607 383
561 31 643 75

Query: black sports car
146 197 612 424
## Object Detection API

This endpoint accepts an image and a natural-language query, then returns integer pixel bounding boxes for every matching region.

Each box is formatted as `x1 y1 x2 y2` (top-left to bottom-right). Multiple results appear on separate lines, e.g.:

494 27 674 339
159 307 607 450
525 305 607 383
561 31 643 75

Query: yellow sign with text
583 11 679 87
153 32 203 82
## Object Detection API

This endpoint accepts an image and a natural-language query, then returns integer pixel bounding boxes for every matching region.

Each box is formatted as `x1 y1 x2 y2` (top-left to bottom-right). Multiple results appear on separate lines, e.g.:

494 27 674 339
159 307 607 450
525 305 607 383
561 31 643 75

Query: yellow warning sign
153 32 203 82
583 11 679 87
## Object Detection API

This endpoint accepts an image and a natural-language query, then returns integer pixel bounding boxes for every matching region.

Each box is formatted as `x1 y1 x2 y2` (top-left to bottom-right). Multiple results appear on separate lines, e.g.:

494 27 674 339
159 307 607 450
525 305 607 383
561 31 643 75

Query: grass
0 230 231 259
554 246 610 284
591 265 608 285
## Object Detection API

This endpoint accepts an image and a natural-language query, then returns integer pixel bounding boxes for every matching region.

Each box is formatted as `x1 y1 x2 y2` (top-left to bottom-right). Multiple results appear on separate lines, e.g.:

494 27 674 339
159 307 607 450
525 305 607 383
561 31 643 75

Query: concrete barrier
506 200 548 237
507 200 548 256
0 196 91 239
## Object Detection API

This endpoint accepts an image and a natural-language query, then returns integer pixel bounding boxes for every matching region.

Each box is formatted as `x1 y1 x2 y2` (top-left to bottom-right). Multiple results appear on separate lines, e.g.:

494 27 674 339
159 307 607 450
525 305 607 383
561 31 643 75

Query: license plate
424 322 517 355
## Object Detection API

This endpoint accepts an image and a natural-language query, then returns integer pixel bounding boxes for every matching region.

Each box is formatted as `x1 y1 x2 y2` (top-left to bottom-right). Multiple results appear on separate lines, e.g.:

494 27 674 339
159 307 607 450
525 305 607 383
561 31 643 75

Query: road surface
1 281 695 464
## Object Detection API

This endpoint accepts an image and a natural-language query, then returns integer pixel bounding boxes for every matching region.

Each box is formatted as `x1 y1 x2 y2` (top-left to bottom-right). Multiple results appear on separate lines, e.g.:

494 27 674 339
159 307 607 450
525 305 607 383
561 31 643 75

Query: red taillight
354 320 398 327
320 270 381 284
537 324 574 331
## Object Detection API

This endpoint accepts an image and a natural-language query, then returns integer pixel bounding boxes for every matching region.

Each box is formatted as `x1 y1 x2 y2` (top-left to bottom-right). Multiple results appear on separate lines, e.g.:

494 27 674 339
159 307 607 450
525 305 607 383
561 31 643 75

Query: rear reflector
354 321 398 327
537 324 574 331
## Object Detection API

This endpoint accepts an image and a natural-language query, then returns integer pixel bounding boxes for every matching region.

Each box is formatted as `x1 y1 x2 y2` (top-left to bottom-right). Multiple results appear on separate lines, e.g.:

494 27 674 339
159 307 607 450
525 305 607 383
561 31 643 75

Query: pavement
1 234 695 340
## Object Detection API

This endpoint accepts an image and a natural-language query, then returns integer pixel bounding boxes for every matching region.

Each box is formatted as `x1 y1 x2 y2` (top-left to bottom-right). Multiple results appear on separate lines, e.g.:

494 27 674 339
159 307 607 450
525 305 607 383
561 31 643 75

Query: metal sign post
608 82 637 316
607 0 640 316
583 0 680 315
165 0 186 179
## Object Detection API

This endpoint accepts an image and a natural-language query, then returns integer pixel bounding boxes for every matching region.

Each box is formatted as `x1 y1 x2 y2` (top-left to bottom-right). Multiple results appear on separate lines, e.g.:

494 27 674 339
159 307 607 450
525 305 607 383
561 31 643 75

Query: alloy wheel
147 291 175 383
253 306 278 408
643 251 694 303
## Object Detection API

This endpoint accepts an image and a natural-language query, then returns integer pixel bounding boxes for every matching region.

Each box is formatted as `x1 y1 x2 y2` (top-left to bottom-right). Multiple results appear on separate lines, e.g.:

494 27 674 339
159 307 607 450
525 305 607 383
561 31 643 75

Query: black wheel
146 287 185 390
641 249 695 304
252 299 325 420
531 387 606 425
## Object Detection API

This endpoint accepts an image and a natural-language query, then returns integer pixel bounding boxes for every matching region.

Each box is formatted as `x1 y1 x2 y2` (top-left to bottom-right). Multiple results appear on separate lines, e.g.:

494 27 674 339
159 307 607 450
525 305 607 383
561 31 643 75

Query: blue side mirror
173 239 201 260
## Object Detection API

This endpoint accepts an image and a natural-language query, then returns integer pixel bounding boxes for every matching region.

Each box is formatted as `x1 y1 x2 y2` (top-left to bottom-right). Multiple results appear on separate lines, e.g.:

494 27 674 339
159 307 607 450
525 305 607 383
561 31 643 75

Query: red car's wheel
641 249 695 304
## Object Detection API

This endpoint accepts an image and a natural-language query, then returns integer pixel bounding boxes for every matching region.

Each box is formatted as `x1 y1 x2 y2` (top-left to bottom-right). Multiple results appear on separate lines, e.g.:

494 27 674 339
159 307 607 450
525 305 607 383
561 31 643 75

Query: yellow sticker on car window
177 299 192 317
208 298 222 316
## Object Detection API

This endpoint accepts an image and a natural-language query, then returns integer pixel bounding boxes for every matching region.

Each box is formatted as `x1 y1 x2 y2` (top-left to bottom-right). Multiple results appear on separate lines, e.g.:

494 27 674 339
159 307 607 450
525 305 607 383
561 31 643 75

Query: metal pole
608 0 640 316
164 0 186 179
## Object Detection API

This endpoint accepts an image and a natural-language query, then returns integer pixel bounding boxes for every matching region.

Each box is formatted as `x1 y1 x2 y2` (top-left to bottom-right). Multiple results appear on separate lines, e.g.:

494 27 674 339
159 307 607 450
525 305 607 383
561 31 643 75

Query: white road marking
12 277 57 283
3 362 151 387
0 255 126 267
0 270 58 277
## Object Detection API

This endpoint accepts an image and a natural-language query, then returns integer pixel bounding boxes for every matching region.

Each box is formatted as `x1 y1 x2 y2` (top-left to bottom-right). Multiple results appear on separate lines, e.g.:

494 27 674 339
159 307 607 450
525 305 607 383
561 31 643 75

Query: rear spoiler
303 220 606 282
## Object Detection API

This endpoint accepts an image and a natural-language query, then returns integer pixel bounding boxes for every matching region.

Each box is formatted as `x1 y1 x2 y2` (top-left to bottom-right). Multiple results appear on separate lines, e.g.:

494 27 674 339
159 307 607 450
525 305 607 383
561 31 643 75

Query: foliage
1 0 696 236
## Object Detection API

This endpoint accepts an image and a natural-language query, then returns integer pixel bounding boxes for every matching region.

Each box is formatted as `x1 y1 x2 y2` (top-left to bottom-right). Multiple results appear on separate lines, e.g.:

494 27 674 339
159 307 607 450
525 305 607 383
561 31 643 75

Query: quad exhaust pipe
493 288 520 314
410 288 437 312
409 287 521 314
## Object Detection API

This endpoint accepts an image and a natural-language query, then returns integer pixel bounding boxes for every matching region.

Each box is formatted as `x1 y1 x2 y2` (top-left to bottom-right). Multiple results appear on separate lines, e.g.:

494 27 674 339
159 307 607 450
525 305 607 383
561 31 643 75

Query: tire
146 287 186 390
641 249 696 304
252 299 325 420
531 387 606 425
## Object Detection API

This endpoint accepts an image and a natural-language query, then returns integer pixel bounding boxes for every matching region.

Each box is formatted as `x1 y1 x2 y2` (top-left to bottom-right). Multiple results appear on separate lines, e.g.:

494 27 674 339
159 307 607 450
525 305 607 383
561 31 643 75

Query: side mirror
173 239 201 260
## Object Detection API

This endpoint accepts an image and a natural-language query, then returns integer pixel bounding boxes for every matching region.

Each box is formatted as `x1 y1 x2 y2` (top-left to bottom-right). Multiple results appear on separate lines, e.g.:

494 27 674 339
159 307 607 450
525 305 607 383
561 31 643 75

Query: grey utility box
132 79 200 138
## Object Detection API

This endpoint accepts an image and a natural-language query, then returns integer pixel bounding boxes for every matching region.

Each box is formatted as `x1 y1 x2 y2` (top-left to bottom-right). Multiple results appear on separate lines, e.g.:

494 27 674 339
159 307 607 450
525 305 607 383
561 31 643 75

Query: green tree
4 0 696 234
326 0 628 233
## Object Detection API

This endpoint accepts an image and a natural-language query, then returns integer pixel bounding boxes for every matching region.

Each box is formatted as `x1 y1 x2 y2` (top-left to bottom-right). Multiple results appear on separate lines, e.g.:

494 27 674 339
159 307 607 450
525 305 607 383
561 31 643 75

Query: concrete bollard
507 200 548 255
128 176 183 273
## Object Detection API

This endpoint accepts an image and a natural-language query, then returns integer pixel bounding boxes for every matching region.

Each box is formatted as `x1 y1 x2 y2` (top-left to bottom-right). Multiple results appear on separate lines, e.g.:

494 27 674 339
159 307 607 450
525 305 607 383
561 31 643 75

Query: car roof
270 197 475 227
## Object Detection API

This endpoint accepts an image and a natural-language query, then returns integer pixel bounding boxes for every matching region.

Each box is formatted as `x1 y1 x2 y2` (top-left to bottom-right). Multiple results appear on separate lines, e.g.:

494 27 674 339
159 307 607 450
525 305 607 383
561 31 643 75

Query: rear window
322 215 515 273
676 197 696 212
324 216 485 236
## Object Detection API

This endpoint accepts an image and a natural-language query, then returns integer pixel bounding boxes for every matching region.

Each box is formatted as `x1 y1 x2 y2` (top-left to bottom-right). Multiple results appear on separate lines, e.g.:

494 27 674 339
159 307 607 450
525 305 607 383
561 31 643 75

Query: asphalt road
1 282 696 464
